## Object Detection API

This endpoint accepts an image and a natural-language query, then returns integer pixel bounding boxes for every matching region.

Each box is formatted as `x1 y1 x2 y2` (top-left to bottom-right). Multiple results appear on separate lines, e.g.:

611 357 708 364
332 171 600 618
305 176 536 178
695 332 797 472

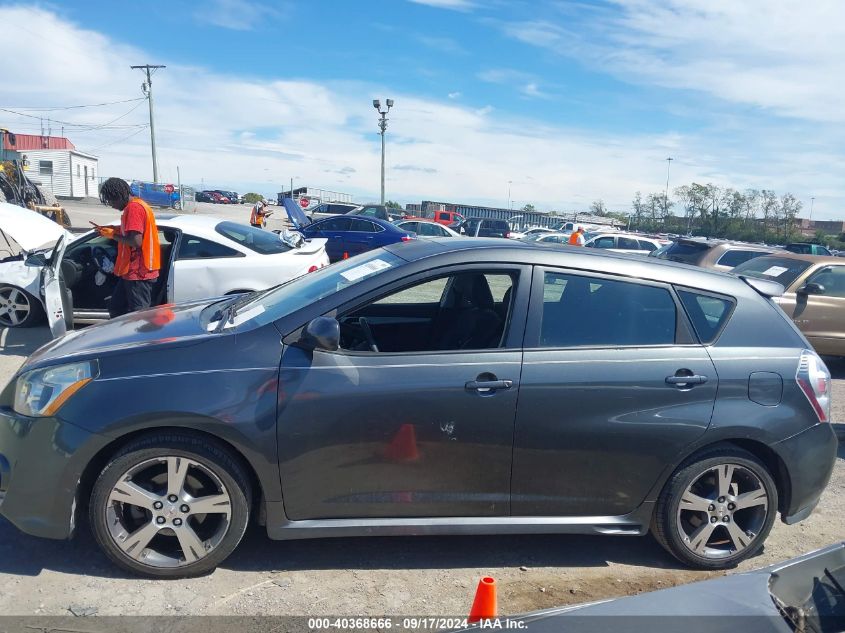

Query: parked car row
196 190 242 204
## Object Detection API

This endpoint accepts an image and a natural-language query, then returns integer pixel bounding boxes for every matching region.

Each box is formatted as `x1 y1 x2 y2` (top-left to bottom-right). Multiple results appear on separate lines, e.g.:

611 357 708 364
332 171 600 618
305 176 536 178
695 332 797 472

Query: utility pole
664 157 673 219
373 99 394 204
131 64 166 183
508 180 512 210
810 196 815 220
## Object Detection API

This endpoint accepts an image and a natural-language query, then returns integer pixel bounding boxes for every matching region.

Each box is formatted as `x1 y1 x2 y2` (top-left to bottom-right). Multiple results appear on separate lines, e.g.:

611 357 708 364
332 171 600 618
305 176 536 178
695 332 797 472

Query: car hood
0 200 73 253
22 299 219 371
282 198 312 230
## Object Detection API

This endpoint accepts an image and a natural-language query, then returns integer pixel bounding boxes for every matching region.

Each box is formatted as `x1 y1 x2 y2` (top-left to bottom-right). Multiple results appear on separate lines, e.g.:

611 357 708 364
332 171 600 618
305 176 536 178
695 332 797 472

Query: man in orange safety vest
95 178 161 318
250 200 272 228
568 226 586 246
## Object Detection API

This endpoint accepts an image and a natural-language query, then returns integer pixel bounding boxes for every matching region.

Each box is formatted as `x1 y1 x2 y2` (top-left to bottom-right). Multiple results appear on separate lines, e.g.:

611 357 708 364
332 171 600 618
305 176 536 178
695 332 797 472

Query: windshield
215 221 292 254
732 256 813 288
231 249 406 328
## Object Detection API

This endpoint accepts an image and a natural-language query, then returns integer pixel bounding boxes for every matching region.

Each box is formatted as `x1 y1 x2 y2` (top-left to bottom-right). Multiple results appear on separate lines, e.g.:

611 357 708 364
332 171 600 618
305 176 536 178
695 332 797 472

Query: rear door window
617 237 640 250
594 236 616 249
638 240 658 252
716 249 768 268
349 219 378 233
319 217 353 232
677 290 734 343
535 272 677 347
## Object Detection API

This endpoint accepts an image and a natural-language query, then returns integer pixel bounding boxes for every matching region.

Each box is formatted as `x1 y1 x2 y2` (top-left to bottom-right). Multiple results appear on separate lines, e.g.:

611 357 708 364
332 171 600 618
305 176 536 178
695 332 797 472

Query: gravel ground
0 202 843 617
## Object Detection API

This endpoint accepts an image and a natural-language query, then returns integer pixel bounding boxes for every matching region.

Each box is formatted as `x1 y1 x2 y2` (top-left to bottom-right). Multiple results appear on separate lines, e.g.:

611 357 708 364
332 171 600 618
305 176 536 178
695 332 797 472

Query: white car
584 232 665 256
0 201 329 336
393 219 461 237
508 227 556 240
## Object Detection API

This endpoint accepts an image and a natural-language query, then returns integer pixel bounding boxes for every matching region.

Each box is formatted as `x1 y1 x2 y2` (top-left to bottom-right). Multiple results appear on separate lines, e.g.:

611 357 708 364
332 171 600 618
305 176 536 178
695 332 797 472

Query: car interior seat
429 273 502 350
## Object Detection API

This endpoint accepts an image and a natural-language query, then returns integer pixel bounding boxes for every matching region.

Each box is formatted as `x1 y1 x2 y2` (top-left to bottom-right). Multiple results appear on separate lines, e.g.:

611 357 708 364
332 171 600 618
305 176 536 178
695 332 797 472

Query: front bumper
774 422 839 524
0 405 110 539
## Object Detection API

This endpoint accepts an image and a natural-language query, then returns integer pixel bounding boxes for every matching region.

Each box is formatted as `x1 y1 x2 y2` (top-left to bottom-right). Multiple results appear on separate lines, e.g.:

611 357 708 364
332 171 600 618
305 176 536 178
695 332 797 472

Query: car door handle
465 379 513 391
666 374 708 386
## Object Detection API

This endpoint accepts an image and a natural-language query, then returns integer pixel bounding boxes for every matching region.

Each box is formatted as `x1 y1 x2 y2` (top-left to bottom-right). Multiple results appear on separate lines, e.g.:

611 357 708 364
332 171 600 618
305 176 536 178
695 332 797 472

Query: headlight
14 360 98 417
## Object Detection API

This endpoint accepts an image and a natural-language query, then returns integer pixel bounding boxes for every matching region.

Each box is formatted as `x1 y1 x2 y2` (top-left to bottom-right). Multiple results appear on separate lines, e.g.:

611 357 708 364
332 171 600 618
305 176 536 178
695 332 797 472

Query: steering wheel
358 317 379 353
59 259 83 289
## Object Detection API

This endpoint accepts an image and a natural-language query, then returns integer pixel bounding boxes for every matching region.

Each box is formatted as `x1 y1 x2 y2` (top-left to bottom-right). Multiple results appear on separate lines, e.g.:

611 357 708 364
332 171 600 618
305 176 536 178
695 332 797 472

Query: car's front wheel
89 432 252 578
0 285 44 328
653 446 778 569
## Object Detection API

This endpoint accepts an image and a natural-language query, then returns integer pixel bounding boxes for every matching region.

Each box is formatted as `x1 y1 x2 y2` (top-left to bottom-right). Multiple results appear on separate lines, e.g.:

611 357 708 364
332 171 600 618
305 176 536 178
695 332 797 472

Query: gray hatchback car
0 239 837 578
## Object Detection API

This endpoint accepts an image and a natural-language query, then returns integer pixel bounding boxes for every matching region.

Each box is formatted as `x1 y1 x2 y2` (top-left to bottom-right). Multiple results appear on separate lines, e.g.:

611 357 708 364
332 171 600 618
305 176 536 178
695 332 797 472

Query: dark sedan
0 240 836 578
290 202 414 262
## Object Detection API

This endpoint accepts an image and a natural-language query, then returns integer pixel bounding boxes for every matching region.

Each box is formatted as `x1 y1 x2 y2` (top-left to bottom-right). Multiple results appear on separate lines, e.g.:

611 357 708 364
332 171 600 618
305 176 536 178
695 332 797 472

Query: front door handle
666 374 708 386
465 379 513 392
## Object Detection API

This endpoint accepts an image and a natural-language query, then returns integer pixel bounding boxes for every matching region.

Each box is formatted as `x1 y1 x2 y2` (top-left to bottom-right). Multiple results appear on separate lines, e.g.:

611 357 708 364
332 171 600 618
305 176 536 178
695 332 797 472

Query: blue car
283 199 414 262
129 180 180 208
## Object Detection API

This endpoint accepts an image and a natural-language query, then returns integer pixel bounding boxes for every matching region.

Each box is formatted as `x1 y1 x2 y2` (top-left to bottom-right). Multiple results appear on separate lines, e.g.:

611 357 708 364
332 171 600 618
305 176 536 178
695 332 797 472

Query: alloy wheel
676 463 769 559
0 287 31 327
105 456 232 568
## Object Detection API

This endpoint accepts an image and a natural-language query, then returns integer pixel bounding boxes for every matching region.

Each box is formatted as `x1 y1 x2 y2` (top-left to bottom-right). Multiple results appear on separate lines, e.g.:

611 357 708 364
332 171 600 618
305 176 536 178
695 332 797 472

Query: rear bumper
774 422 838 524
0 405 109 540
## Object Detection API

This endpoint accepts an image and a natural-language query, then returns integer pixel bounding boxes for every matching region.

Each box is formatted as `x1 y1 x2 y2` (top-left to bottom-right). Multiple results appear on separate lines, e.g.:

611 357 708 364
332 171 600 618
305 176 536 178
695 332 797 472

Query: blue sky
2 1 844 219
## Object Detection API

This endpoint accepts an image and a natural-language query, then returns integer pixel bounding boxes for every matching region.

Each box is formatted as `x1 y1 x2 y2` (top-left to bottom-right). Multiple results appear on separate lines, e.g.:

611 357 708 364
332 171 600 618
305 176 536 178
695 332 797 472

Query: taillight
505 232 511 239
307 265 318 273
401 235 413 242
796 350 831 422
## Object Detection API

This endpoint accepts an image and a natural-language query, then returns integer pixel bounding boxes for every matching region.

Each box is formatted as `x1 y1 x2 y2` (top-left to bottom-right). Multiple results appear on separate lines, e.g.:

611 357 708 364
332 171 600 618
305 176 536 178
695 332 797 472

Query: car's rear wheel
0 285 44 327
653 446 777 569
89 433 251 578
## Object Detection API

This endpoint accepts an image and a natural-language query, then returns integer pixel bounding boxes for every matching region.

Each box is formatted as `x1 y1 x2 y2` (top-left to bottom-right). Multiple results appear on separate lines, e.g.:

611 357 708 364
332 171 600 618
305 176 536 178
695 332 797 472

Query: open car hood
282 198 312 230
0 200 73 253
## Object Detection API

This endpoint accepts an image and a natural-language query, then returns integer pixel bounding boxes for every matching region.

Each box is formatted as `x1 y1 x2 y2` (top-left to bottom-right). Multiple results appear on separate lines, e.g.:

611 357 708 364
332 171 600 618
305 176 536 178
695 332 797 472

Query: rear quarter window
716 249 769 268
677 290 734 344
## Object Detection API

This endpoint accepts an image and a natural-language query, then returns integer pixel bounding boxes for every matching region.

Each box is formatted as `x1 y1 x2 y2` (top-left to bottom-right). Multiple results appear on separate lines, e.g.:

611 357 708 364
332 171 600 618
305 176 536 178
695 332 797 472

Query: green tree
589 199 607 216
384 200 402 209
242 192 263 204
522 203 536 213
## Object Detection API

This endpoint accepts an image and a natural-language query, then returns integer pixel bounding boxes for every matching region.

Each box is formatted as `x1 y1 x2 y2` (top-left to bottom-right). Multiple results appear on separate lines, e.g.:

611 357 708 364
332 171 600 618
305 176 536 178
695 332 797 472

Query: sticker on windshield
340 258 392 282
761 265 789 277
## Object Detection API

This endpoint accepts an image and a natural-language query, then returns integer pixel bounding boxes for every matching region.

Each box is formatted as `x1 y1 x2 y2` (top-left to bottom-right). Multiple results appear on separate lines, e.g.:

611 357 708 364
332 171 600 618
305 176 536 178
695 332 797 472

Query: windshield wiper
210 288 272 333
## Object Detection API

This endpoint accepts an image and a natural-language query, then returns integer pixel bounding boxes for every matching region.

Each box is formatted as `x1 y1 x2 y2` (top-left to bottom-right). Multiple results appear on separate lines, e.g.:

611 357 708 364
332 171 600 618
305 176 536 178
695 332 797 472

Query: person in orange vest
568 226 586 246
95 178 161 318
250 200 272 228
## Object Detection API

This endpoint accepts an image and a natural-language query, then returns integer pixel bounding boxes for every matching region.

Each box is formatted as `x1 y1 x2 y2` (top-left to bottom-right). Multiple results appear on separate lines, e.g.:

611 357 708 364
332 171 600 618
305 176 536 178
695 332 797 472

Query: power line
1 97 144 111
83 125 150 153
0 103 147 132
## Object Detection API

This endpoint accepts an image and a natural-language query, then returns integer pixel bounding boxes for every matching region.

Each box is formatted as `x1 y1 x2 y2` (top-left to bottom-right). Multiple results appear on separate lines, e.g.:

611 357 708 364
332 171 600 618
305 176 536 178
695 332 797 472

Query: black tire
89 432 252 578
652 445 778 569
0 285 45 328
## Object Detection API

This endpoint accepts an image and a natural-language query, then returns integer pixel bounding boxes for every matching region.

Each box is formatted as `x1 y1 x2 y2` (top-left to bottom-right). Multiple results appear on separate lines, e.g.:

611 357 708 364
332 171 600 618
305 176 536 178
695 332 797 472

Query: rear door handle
465 379 513 391
665 374 708 386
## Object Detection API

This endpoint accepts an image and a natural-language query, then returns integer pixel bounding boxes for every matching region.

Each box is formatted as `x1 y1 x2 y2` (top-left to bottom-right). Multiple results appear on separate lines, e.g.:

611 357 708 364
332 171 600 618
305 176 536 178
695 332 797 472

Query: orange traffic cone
384 423 419 462
343 251 349 259
468 577 497 623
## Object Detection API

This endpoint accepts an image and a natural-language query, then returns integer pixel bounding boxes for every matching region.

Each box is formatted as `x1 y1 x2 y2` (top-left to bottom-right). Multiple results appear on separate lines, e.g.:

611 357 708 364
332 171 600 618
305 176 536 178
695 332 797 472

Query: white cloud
448 92 462 99
477 69 549 99
2 6 843 218
196 0 281 31
502 1 845 123
416 35 466 54
407 0 476 11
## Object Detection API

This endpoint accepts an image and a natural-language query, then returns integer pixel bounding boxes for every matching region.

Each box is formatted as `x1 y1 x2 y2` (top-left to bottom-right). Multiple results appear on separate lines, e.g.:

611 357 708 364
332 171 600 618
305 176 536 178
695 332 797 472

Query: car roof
749 252 843 265
383 238 753 293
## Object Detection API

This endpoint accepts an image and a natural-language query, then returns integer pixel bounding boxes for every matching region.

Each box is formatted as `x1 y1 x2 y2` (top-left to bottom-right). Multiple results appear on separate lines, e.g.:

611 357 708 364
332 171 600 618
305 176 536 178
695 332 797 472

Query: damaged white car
0 201 329 336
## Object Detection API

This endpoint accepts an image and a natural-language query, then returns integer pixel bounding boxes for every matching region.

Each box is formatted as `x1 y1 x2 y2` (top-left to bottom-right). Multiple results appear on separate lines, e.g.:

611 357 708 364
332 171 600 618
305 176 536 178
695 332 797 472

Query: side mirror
298 316 340 351
798 282 825 295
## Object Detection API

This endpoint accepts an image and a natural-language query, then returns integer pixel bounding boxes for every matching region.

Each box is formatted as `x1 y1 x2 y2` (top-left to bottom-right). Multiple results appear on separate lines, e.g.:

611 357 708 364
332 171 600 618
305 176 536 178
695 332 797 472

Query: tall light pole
810 196 815 220
131 64 166 183
508 180 512 210
373 99 393 204
664 157 673 218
